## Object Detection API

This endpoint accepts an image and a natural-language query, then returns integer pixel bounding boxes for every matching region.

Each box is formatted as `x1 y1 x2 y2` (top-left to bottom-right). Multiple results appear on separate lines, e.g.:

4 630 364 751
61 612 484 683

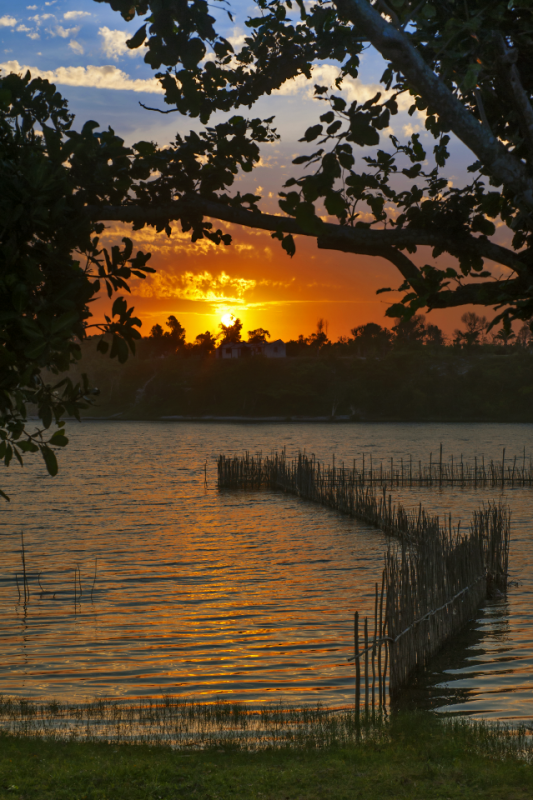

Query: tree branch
426 275 530 309
91 195 532 310
89 196 528 277
372 0 400 28
474 88 491 131
139 101 179 114
331 0 533 209
496 34 533 161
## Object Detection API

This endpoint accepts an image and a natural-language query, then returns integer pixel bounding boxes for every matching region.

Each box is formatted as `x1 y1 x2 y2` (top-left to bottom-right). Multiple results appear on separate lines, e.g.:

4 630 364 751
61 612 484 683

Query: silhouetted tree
309 318 330 351
285 334 309 357
492 317 516 347
219 316 243 344
194 330 218 355
453 312 488 347
424 324 446 347
350 323 392 356
165 315 186 350
517 323 533 348
248 328 270 344
393 315 427 346
149 323 164 339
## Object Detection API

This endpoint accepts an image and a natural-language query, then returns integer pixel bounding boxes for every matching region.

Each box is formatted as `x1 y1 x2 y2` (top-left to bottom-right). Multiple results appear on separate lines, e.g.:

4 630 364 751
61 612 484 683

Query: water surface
0 421 531 721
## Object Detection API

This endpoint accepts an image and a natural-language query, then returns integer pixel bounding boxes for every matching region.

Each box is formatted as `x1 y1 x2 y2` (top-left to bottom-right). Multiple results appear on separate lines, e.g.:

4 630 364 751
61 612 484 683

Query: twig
139 101 179 115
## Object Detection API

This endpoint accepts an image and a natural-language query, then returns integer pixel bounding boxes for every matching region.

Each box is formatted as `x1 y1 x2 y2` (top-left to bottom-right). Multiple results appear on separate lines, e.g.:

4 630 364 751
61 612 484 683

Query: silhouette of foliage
88 0 533 330
0 71 154 495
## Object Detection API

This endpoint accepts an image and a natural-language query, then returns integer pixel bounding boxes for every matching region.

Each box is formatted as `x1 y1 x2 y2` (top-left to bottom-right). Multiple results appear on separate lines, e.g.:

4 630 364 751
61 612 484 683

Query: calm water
0 421 532 721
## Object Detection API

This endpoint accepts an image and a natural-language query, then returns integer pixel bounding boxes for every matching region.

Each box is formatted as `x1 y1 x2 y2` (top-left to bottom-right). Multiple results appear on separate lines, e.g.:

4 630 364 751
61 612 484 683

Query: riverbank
2 712 532 799
59 342 533 423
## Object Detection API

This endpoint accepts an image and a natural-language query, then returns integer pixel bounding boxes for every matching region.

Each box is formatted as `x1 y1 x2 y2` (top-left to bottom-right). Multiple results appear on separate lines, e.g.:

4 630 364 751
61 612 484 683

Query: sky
1 0 498 342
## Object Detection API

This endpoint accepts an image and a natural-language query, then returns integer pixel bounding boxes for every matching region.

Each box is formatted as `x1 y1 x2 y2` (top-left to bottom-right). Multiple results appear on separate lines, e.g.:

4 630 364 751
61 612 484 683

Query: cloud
16 24 31 32
27 32 40 39
403 122 421 137
58 25 80 38
29 14 54 23
0 16 17 27
137 270 258 303
48 25 80 38
273 64 339 97
0 60 163 93
99 26 146 60
270 64 419 119
64 10 91 19
27 5 37 9
68 39 84 55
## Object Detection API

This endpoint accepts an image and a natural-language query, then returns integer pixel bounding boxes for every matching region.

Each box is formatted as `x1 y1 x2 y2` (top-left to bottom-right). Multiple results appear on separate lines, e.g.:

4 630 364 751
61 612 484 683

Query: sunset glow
220 312 236 327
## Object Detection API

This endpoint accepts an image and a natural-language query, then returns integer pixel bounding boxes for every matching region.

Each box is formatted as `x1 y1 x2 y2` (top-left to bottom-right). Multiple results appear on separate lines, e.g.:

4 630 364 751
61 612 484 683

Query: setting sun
220 312 236 327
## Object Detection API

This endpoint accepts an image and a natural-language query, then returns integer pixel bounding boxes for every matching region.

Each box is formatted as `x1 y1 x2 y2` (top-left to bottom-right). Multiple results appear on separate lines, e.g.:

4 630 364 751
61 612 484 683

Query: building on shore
216 339 286 359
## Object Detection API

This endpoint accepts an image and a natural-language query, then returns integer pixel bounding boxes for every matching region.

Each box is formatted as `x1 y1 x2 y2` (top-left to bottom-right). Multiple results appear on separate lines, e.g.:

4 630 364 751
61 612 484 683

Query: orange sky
97 218 492 344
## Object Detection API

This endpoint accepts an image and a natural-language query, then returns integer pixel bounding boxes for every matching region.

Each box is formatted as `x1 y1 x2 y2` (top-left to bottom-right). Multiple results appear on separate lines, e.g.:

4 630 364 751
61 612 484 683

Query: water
0 421 532 721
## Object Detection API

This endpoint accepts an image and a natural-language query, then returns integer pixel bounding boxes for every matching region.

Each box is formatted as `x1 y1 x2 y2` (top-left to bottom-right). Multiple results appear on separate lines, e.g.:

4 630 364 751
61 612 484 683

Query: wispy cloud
29 13 54 23
68 39 84 55
64 10 91 20
47 24 81 38
0 60 163 93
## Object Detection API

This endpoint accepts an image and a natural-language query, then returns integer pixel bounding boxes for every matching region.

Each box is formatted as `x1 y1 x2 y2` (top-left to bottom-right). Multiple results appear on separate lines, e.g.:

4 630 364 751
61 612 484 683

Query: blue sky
0 0 428 146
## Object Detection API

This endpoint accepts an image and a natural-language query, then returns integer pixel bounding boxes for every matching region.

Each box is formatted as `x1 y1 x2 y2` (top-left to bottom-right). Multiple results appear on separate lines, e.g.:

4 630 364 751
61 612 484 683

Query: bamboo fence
219 445 533 489
218 450 511 712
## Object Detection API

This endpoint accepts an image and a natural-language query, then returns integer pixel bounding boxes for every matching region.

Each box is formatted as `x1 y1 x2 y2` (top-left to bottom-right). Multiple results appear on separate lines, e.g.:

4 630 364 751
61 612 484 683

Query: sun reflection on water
0 421 532 721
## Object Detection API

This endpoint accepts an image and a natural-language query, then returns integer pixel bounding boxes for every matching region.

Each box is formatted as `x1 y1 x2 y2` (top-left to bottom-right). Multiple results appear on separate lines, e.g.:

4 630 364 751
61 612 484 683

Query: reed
0 695 373 750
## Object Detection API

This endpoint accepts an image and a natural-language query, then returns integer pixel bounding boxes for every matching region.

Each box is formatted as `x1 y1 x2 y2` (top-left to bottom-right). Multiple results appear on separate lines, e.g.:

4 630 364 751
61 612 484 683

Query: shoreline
71 415 533 424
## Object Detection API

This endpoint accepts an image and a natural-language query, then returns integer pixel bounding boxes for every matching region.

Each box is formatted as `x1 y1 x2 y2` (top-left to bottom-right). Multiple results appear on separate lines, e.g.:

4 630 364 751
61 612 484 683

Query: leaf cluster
0 71 155 493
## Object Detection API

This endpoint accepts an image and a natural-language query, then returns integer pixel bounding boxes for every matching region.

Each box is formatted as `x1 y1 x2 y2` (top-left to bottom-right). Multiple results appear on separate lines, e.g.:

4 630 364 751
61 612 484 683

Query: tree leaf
41 446 58 477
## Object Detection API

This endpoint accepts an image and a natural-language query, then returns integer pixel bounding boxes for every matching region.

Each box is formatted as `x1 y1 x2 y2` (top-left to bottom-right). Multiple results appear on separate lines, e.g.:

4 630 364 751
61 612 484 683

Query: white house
216 339 286 359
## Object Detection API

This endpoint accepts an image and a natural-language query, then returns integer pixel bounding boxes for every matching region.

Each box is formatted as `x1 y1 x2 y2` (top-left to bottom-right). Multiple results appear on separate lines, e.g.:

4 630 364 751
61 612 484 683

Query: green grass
1 711 533 799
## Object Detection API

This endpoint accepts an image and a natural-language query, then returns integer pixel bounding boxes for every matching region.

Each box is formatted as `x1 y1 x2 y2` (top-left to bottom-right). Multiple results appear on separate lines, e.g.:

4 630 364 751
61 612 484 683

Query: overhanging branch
88 196 530 308
332 0 533 210
90 197 526 275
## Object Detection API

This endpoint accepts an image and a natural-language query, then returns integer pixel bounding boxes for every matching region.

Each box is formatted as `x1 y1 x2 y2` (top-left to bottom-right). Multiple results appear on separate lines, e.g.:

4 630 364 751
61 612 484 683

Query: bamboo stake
364 617 369 715
354 611 360 715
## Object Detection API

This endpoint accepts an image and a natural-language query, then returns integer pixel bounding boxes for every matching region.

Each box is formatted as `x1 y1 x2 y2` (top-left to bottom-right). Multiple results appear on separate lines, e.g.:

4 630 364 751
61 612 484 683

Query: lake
0 421 532 722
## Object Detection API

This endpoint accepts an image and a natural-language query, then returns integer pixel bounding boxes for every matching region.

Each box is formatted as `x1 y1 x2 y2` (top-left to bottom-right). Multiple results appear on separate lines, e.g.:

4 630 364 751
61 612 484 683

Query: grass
1 700 533 799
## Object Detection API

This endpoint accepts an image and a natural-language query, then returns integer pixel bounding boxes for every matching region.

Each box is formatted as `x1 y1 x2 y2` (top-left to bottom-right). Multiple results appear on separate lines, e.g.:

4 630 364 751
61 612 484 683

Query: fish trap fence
383 502 510 699
218 451 511 710
218 447 533 489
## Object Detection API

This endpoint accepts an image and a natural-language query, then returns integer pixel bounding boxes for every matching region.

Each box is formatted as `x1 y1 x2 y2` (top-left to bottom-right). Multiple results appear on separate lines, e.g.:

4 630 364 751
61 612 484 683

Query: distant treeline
71 333 533 422
136 312 532 358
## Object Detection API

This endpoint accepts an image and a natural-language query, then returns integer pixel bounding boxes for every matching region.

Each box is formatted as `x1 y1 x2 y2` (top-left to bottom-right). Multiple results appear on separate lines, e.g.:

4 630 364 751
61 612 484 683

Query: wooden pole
354 611 360 715
364 617 369 714
372 583 378 711
378 571 385 707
